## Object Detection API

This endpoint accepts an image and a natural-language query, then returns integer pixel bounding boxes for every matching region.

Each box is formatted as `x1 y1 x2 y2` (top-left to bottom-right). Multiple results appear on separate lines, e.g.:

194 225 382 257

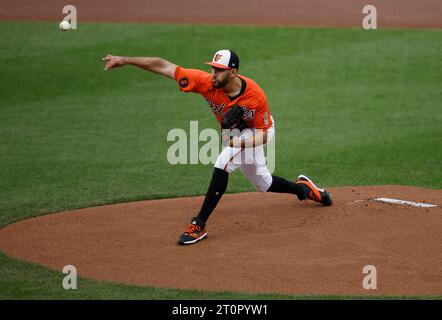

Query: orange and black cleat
296 175 333 206
178 217 208 245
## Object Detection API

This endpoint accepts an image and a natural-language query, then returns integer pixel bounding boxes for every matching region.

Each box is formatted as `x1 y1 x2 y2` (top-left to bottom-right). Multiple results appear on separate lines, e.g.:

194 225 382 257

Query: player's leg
242 159 332 205
237 127 301 195
198 144 243 222
178 144 242 245
239 127 332 205
267 175 306 199
238 139 304 197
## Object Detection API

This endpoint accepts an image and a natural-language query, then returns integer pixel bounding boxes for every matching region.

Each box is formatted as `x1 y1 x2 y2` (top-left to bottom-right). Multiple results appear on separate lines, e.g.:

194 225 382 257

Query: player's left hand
102 54 126 71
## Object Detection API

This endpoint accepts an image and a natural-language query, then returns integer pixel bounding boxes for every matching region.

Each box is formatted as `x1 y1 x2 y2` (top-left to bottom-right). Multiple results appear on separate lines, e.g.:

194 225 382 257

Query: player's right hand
102 55 126 71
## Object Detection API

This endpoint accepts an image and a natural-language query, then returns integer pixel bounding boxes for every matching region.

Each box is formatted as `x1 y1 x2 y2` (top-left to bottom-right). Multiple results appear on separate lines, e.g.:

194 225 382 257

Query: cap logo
214 54 223 62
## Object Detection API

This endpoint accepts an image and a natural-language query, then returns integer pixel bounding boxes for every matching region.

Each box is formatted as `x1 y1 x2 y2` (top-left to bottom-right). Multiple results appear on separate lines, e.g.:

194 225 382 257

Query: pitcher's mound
0 185 441 296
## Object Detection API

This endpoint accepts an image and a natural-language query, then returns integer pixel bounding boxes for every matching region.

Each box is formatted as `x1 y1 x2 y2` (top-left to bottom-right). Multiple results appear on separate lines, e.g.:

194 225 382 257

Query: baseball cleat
296 174 333 206
178 217 208 245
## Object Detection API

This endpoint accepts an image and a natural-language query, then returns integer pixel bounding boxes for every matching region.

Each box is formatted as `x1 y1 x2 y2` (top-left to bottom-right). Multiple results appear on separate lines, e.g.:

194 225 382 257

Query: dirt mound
0 185 441 296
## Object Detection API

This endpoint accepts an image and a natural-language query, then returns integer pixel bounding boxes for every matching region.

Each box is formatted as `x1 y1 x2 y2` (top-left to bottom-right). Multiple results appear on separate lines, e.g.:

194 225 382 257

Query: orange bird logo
214 54 223 62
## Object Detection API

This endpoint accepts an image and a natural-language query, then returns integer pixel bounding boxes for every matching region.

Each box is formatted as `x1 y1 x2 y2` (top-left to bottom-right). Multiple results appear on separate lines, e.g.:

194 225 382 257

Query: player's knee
214 162 230 173
215 148 240 173
252 175 272 193
255 184 268 193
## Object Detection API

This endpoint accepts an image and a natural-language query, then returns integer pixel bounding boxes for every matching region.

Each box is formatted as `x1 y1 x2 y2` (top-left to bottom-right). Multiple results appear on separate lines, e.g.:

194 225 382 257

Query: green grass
0 21 441 299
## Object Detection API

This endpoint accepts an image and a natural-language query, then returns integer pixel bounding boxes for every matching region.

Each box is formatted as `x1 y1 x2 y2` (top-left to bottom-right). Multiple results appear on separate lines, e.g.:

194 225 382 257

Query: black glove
221 104 248 146
221 104 248 132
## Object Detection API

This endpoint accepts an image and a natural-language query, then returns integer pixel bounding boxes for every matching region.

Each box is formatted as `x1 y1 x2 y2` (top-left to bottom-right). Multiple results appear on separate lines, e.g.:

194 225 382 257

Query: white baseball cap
205 49 240 70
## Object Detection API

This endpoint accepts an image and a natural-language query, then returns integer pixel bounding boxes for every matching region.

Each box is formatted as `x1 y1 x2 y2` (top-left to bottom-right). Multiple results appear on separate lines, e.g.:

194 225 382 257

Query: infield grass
0 21 441 299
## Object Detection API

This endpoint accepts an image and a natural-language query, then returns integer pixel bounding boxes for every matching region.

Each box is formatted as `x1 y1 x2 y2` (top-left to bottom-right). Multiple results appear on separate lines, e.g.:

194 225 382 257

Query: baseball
59 20 71 31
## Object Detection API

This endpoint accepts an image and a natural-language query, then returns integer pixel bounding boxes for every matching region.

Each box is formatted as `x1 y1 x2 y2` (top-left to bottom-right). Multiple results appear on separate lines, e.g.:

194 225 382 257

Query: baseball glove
221 104 248 132
221 104 248 146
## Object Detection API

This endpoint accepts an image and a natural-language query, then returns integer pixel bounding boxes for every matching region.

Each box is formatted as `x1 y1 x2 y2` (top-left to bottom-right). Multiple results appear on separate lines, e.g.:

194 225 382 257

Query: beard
211 73 230 89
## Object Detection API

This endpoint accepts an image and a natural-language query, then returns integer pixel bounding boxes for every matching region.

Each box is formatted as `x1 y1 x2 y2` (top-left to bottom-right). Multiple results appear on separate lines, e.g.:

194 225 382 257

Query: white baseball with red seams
59 21 71 31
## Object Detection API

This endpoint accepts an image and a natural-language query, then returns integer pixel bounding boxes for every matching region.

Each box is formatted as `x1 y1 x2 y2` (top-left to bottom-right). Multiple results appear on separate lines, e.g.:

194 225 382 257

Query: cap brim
205 62 230 69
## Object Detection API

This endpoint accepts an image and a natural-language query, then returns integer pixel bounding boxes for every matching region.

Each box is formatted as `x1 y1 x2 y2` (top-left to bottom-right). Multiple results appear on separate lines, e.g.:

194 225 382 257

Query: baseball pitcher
103 49 332 245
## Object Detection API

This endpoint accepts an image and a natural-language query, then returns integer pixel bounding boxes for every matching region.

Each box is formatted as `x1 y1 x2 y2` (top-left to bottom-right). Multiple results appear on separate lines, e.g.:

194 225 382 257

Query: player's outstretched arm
102 55 177 79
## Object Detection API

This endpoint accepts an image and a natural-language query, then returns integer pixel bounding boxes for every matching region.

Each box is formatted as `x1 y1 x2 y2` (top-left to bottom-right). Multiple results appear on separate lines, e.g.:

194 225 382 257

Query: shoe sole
297 175 325 192
178 232 208 245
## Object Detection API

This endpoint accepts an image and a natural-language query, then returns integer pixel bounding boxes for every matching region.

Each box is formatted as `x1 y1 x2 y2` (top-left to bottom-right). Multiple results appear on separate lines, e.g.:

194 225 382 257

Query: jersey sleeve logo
179 77 189 88
263 112 269 126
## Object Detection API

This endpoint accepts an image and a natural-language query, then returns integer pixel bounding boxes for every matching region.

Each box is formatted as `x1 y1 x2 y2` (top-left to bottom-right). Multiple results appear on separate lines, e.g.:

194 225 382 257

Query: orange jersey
174 66 273 129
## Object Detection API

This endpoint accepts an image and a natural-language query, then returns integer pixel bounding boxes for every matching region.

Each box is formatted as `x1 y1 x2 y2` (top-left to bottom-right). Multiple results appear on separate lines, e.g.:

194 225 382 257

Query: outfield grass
0 21 441 299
